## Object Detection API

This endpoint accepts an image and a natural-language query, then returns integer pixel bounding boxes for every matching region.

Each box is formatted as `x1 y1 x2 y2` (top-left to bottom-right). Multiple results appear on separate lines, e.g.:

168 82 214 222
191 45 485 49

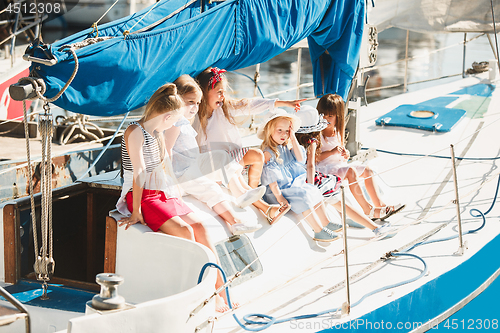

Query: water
40 26 495 127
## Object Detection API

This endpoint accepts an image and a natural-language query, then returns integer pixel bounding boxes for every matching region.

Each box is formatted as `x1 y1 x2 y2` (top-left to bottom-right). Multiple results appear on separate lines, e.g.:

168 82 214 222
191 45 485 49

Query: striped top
121 122 162 173
116 121 178 216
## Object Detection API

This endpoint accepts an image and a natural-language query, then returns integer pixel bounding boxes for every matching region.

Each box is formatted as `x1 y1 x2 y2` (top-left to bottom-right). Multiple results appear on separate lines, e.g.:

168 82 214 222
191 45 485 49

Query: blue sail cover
28 0 364 116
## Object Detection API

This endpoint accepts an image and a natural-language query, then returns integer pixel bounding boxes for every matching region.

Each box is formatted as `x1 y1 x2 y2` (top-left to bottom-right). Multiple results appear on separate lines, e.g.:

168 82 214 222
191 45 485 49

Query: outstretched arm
275 98 307 111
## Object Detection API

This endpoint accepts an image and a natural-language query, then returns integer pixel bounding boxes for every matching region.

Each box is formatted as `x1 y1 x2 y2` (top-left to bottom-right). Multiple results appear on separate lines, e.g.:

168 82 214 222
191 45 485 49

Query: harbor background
39 25 496 127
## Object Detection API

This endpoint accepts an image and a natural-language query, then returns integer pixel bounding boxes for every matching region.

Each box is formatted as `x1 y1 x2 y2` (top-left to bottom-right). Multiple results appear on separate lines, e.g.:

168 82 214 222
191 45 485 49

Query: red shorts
125 190 193 232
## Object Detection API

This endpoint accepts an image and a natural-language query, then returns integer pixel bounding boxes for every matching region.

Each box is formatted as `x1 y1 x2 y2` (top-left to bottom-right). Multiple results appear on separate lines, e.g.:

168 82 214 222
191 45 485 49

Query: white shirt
194 98 276 152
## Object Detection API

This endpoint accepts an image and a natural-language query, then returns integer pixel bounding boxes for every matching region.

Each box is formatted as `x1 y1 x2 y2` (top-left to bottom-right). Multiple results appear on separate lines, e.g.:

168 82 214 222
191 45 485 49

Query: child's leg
229 175 288 223
312 202 332 228
241 148 264 188
212 201 243 226
228 175 248 197
331 201 377 230
157 215 196 240
345 167 373 215
302 208 324 233
179 213 235 312
359 166 386 208
180 175 243 225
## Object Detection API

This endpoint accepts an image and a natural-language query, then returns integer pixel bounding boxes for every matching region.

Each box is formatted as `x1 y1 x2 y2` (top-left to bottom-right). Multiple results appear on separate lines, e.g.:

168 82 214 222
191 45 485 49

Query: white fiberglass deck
208 73 500 332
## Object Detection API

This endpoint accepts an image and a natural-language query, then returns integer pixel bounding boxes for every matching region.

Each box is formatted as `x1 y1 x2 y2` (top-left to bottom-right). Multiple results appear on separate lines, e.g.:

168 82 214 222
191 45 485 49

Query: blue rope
196 174 500 331
197 262 232 309
197 252 427 331
403 174 500 252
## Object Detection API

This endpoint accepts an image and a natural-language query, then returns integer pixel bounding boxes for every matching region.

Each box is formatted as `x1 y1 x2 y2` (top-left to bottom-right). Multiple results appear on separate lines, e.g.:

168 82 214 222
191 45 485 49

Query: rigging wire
93 0 121 29
197 172 500 331
491 0 500 73
76 111 130 181
198 252 428 331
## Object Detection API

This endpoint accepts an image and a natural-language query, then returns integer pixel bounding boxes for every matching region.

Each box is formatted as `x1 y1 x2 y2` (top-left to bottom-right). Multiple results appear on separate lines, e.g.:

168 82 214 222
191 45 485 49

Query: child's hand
338 146 350 160
289 121 295 136
276 195 289 207
278 99 307 111
119 212 146 230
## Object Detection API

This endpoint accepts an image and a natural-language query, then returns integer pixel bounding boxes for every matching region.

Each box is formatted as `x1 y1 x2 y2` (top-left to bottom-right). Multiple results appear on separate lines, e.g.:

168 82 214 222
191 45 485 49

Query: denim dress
261 145 323 214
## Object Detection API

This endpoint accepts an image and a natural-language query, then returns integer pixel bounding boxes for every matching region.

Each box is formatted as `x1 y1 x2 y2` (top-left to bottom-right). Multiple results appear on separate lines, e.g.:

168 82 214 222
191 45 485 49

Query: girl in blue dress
257 109 340 242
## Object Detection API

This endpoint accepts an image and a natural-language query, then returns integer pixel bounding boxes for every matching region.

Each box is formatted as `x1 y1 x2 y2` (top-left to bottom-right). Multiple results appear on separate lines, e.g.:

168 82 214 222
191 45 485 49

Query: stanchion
450 144 467 255
340 185 351 315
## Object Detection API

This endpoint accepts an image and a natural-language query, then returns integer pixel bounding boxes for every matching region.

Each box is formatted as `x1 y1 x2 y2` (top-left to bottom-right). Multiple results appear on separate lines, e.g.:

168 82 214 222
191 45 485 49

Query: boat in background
1 0 500 332
59 0 155 27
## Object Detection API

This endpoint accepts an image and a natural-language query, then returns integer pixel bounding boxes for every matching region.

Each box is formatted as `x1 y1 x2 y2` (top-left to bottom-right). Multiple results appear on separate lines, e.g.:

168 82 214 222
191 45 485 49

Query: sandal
390 203 406 216
368 206 393 221
370 203 406 221
266 203 291 225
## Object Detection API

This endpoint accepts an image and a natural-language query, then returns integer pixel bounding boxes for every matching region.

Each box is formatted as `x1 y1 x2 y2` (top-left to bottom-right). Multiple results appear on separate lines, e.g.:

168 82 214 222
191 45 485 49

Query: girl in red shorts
115 82 234 312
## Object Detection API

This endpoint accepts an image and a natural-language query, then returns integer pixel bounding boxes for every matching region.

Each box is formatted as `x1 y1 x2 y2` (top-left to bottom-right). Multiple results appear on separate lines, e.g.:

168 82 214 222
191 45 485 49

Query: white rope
76 111 130 181
34 104 55 280
0 110 42 126
22 101 39 263
90 115 141 122
18 46 79 105
94 0 121 27
123 1 161 37
126 0 198 36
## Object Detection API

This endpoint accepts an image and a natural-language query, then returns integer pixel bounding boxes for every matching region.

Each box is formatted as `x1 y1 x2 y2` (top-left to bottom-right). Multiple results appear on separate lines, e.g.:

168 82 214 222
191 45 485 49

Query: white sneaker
230 222 262 235
235 186 266 208
373 223 397 239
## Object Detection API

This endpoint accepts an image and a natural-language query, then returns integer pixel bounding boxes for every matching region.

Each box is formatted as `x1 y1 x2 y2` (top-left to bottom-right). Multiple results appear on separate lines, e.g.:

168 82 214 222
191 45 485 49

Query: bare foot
215 295 229 313
215 295 240 313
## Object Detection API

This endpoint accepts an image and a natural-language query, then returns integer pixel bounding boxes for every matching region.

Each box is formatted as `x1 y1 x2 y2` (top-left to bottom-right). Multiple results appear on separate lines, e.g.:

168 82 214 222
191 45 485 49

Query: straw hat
256 108 301 140
295 105 328 133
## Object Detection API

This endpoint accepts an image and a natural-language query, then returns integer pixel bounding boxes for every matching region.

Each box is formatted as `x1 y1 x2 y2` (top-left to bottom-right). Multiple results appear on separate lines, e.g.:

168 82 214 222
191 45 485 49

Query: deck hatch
215 235 263 287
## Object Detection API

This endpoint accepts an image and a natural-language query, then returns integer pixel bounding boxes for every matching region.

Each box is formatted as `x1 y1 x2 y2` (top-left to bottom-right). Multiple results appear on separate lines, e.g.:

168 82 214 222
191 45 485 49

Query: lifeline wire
195 170 500 331
76 112 130 181
197 253 427 332
362 147 500 161
402 173 500 252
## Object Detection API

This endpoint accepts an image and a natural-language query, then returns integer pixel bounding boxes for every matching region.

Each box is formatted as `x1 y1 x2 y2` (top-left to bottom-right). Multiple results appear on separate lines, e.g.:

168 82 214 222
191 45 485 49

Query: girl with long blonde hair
258 109 341 242
116 83 233 312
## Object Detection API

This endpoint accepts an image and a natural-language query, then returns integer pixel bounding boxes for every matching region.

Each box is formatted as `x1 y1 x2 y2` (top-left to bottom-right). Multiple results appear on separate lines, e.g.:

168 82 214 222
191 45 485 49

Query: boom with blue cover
27 0 364 116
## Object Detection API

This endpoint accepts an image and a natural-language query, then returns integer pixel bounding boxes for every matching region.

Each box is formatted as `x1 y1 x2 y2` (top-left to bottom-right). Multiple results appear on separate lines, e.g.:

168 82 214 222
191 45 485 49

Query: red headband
208 67 227 89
